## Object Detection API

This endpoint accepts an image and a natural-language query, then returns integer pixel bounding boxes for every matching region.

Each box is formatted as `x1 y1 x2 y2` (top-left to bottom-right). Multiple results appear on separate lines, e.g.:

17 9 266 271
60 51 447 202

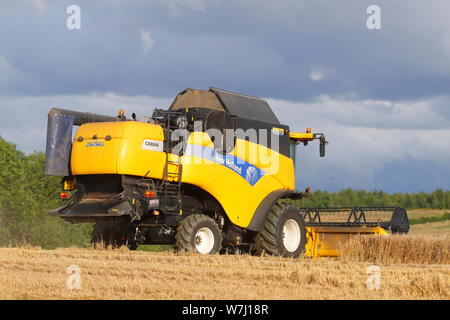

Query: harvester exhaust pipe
45 108 117 176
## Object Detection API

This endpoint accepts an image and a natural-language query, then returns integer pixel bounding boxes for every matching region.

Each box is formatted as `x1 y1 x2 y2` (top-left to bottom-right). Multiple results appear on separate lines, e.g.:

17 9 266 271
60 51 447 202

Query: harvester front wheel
254 203 307 258
175 214 222 254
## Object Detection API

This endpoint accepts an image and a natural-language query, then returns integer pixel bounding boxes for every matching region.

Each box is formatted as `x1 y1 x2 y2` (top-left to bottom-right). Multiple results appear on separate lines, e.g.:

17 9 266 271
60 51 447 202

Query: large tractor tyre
91 223 138 250
254 203 307 258
175 214 222 255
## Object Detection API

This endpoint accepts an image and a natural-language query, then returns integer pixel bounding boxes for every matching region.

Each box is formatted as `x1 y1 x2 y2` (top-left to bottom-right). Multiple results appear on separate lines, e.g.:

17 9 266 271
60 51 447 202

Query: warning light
59 191 70 199
144 190 156 198
119 109 125 116
306 128 312 133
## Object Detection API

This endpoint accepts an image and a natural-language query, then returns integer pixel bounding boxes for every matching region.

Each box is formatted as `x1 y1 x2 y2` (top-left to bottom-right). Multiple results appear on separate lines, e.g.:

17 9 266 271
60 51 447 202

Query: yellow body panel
289 132 314 142
181 156 287 228
72 121 166 179
304 226 388 258
181 132 294 228
71 122 295 229
116 123 165 178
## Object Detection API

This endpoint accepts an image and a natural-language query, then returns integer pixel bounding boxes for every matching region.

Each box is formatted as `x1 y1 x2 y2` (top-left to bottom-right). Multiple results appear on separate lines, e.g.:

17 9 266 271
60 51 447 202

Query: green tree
0 137 92 249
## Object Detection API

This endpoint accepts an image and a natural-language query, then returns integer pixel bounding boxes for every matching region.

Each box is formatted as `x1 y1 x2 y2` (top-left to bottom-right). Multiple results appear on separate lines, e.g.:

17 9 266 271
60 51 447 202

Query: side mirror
319 136 326 157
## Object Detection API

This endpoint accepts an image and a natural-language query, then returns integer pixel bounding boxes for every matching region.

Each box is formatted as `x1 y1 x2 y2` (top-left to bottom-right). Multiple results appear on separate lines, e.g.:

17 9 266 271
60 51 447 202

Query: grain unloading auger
45 87 409 257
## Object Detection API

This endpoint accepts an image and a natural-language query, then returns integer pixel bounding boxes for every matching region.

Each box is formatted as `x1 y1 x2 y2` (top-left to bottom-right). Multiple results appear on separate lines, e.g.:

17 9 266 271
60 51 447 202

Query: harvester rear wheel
175 214 222 254
254 203 307 258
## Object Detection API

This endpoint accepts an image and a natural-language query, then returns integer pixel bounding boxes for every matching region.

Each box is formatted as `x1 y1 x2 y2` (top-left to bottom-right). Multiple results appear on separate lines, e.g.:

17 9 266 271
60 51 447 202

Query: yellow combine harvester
45 87 409 257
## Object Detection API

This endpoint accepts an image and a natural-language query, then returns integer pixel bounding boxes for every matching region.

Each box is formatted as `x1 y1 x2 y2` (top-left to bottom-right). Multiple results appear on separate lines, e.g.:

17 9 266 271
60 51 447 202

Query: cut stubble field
0 210 448 300
0 234 448 300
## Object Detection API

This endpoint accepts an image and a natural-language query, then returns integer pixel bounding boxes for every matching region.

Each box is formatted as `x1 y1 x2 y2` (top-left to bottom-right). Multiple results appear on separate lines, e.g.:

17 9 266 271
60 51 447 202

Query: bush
0 137 92 249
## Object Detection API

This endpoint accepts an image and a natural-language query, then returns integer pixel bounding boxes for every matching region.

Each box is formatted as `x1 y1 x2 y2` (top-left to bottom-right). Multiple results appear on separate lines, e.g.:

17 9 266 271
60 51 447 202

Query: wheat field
339 234 449 264
0 235 448 300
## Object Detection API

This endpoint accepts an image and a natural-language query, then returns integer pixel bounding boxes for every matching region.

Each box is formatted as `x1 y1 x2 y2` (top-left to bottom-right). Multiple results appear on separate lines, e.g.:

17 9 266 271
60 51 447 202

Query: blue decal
184 145 265 186
86 140 104 147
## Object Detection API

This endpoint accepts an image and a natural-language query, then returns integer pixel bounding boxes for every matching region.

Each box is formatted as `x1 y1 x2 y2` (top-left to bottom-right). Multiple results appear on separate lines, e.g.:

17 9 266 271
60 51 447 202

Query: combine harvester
45 88 409 257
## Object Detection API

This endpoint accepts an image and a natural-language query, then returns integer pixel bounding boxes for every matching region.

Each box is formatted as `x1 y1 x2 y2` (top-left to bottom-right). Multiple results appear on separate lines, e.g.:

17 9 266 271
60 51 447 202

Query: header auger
45 87 409 257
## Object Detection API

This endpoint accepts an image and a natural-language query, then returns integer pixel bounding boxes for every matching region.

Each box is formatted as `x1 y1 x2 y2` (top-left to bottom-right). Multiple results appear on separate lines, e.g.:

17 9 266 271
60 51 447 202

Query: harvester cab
45 87 409 257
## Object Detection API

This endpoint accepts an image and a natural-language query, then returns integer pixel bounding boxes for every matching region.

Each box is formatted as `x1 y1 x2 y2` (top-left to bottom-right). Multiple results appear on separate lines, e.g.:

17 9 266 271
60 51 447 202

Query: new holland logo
142 139 164 152
245 166 259 185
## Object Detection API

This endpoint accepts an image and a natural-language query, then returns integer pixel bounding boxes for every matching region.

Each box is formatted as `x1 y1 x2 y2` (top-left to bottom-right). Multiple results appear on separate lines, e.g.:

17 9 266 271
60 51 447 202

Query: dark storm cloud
1 0 450 100
0 0 449 193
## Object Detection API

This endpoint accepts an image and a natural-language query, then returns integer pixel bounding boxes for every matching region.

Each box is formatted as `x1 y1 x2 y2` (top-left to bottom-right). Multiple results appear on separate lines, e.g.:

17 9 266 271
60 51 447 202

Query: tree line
293 188 450 209
0 136 448 249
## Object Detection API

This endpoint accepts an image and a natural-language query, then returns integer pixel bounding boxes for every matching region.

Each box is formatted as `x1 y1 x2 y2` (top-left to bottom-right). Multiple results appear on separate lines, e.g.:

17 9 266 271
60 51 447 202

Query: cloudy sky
0 0 449 193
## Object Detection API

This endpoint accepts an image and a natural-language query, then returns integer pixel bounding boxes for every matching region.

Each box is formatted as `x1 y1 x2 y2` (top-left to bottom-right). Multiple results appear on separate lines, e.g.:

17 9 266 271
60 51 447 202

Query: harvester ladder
155 109 187 213
161 153 183 212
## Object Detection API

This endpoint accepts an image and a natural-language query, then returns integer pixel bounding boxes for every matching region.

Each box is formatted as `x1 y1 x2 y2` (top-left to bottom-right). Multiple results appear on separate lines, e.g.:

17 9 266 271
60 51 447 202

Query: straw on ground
0 234 448 300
